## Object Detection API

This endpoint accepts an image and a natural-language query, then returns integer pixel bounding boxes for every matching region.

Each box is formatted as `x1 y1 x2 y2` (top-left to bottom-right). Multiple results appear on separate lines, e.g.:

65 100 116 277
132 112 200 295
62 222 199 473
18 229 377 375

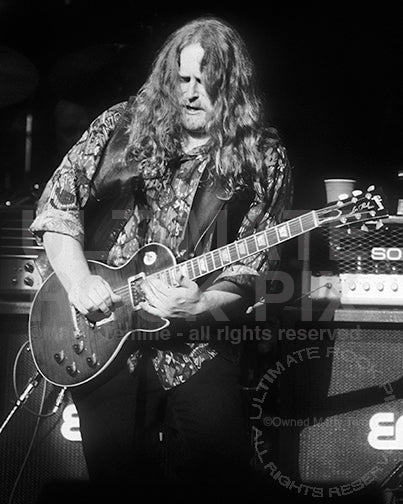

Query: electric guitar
28 186 388 387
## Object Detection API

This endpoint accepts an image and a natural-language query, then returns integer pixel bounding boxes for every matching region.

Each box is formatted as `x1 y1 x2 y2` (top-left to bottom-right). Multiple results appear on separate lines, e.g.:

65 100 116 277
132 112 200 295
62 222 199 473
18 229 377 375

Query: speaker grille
308 217 403 275
278 325 403 485
0 314 88 504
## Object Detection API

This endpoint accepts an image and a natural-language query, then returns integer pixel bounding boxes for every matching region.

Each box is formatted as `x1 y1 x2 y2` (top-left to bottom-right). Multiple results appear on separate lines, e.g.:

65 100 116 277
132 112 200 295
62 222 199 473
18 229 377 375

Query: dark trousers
71 353 267 503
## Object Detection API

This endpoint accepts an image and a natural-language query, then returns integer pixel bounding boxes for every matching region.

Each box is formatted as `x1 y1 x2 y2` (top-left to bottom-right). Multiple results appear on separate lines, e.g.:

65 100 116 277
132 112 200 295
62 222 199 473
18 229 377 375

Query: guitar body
29 243 176 387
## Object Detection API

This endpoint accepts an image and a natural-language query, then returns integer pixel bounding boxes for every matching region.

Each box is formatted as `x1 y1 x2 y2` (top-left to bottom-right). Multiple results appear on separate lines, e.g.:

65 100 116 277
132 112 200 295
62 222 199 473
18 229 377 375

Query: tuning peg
355 213 362 220
361 224 369 232
340 216 347 224
370 210 376 217
376 220 384 229
367 185 375 192
338 193 349 201
352 190 363 197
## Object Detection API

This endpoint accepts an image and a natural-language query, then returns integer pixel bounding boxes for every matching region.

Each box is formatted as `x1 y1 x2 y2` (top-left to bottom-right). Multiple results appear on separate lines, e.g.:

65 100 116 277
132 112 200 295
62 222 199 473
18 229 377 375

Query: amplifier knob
376 282 384 291
349 281 356 291
391 282 399 292
362 282 370 291
24 262 34 273
24 276 34 286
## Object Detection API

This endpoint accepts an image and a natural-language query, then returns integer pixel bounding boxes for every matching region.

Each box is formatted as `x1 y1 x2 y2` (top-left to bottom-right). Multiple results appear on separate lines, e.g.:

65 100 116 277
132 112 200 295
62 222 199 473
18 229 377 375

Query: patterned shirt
30 101 292 389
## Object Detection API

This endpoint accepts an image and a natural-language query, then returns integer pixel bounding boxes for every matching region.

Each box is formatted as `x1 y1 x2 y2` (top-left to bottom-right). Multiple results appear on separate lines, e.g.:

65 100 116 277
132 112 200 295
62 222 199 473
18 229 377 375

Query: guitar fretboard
154 211 319 285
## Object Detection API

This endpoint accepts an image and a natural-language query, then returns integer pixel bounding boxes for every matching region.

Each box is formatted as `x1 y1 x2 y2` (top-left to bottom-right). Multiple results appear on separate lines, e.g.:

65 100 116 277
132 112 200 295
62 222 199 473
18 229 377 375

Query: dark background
1 5 403 504
1 1 402 212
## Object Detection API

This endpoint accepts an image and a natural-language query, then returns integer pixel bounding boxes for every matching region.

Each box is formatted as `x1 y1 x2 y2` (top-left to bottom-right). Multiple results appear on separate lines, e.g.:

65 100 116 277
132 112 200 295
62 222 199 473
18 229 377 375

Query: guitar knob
54 351 65 364
66 362 78 376
86 353 98 368
73 341 85 354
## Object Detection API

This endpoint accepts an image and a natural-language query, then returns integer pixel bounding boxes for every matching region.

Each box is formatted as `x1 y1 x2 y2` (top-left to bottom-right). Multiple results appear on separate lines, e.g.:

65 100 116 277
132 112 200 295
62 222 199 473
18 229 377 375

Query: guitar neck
154 210 319 285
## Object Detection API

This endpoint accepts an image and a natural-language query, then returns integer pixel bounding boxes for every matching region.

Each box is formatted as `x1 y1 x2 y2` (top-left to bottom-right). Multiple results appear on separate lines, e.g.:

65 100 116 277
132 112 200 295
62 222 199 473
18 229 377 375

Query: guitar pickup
127 272 146 310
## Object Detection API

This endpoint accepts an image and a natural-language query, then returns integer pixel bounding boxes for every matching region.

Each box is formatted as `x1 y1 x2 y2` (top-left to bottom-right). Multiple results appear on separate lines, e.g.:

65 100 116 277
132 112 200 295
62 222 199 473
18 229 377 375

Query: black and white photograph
1 2 402 503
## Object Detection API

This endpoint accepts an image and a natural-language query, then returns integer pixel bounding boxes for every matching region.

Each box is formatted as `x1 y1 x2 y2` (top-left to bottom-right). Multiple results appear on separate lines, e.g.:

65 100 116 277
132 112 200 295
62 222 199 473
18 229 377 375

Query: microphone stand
380 461 403 504
0 372 42 436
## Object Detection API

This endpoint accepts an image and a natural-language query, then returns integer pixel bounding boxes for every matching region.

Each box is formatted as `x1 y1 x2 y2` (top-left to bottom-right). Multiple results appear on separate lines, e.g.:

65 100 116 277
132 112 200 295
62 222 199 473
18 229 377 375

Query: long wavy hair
124 16 279 195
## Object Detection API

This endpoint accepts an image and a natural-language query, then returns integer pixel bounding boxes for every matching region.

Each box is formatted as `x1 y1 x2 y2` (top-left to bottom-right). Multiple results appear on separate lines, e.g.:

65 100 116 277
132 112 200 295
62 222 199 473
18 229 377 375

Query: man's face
178 43 214 136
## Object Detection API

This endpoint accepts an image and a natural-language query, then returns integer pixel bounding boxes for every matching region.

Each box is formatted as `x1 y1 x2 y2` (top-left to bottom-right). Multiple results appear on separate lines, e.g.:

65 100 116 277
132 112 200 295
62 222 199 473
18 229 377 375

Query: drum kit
0 46 39 110
0 42 138 206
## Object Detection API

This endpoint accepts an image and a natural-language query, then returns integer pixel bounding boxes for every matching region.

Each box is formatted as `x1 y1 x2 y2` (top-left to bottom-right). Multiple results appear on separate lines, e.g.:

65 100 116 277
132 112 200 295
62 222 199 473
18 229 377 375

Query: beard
181 108 209 135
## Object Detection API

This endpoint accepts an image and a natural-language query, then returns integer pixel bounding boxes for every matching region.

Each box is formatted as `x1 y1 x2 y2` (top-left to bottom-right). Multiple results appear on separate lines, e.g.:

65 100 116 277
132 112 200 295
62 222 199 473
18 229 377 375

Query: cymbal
0 46 39 108
48 43 137 104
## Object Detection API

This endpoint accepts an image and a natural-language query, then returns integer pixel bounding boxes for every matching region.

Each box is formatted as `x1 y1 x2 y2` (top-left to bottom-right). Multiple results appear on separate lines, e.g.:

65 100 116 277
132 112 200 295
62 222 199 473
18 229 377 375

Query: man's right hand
42 232 123 319
68 274 122 318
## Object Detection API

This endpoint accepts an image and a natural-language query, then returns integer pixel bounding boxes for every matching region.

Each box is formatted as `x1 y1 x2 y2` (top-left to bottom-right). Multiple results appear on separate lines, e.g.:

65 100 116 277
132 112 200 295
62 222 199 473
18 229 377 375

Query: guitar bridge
71 305 115 332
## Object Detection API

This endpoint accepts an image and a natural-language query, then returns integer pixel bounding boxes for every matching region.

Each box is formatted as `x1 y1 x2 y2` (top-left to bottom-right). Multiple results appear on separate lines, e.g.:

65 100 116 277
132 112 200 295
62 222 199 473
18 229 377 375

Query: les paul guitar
29 186 388 387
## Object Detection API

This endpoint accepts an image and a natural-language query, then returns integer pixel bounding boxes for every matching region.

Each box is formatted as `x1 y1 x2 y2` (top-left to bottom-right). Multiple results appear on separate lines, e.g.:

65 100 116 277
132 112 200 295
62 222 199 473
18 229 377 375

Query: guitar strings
108 192 379 301
109 211 321 298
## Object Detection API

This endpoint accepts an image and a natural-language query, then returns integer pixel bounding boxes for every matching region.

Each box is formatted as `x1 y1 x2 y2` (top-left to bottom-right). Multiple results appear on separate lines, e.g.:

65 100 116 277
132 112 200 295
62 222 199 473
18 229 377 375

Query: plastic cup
324 178 356 203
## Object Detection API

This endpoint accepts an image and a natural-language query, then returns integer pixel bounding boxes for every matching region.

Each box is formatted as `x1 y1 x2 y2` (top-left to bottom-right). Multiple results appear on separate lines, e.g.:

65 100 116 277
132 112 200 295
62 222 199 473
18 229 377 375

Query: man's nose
185 79 199 100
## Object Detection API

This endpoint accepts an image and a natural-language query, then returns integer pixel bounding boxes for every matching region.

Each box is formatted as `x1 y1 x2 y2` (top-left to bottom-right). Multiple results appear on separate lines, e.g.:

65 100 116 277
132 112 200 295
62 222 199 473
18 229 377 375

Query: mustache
183 101 202 108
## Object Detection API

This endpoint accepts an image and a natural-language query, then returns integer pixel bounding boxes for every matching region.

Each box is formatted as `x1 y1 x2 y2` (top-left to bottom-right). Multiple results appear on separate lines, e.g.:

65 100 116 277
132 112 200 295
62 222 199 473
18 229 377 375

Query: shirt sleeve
29 102 127 246
213 142 293 295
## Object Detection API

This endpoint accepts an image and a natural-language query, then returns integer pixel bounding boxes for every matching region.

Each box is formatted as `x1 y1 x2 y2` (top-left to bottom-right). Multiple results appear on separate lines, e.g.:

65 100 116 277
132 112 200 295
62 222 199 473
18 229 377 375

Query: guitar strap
83 109 140 262
82 100 254 265
33 105 136 276
180 178 254 262
178 171 225 260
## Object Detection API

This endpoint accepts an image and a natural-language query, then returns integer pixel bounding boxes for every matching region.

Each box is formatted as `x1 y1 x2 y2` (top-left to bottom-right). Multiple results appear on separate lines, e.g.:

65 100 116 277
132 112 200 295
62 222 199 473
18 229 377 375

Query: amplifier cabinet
273 308 403 496
0 314 88 504
0 206 44 300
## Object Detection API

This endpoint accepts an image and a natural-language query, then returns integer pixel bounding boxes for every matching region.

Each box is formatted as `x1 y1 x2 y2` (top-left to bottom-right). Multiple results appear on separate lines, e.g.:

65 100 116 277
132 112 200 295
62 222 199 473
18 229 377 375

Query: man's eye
180 76 190 83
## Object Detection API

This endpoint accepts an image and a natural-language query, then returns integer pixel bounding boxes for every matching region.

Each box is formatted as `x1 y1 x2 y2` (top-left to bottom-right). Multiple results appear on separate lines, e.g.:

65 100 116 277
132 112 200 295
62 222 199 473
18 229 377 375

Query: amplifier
0 206 44 301
0 255 43 294
304 216 403 306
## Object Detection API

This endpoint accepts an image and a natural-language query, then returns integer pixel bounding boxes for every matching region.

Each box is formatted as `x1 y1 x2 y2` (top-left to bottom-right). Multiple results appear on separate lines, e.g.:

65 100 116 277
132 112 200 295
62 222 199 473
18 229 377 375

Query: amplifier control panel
340 273 403 305
0 255 43 294
309 275 341 300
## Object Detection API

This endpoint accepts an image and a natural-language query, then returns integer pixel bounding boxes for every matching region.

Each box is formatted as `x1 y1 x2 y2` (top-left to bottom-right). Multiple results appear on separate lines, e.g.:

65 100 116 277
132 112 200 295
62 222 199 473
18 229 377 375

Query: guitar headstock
316 186 389 230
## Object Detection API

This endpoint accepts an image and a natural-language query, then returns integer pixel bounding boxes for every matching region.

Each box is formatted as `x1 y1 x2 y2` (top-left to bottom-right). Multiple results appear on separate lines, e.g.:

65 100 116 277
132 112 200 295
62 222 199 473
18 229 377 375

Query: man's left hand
139 273 206 319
